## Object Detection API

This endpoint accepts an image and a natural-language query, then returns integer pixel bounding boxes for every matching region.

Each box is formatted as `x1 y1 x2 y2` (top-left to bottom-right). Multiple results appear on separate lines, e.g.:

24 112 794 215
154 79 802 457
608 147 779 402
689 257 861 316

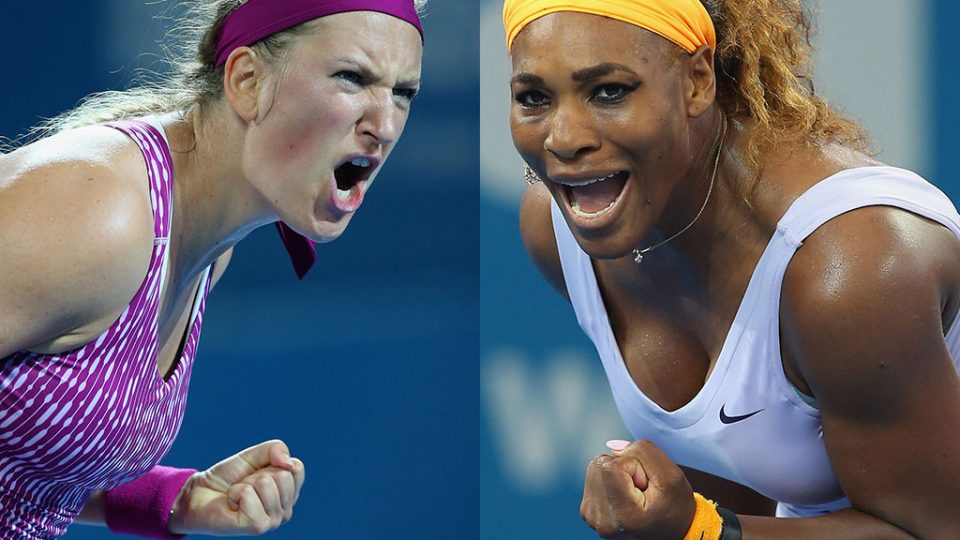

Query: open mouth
334 157 378 192
560 171 629 218
330 156 380 212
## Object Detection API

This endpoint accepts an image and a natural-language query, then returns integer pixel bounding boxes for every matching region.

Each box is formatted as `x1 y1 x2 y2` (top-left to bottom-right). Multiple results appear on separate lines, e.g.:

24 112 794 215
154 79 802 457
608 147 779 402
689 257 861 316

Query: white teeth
336 188 351 200
556 171 619 187
350 157 371 168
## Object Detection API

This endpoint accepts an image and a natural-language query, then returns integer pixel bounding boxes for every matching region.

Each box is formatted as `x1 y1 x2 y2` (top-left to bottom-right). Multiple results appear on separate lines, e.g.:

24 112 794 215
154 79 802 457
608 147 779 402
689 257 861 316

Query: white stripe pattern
0 120 212 538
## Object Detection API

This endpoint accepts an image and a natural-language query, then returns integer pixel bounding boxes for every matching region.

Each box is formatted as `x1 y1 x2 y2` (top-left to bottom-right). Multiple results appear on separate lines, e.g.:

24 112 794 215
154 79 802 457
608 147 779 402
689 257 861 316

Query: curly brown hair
702 0 870 193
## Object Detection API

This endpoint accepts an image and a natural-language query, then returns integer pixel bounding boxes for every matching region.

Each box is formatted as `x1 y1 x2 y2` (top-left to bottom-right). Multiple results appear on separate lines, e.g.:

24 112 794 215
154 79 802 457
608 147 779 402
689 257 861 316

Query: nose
544 103 600 160
357 89 402 150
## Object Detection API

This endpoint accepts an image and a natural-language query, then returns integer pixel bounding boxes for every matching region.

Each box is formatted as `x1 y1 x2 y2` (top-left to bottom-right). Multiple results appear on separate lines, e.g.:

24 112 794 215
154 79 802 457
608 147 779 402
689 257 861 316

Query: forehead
293 11 423 75
510 11 677 73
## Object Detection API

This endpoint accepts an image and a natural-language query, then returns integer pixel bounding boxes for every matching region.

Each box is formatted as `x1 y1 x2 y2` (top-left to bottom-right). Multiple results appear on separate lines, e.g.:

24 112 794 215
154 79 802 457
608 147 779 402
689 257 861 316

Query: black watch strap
716 506 742 540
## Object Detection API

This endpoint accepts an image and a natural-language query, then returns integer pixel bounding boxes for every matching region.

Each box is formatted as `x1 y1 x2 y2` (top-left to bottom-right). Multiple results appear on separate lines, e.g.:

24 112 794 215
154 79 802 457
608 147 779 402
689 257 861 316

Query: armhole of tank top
768 167 960 414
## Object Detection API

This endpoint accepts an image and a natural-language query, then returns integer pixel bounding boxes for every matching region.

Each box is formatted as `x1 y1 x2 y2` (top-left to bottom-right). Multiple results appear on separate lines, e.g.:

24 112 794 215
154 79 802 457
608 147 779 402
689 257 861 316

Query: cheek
268 87 361 163
607 99 683 163
509 114 544 161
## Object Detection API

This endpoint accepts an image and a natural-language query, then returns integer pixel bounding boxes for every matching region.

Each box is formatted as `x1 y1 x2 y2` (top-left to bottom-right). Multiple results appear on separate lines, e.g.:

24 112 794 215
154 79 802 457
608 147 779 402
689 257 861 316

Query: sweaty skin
514 11 960 540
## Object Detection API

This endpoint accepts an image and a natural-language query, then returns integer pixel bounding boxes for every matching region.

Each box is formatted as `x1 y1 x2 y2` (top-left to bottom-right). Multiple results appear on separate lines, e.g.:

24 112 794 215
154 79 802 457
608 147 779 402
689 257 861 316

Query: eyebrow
510 63 640 86
333 56 419 85
510 73 545 86
571 63 639 82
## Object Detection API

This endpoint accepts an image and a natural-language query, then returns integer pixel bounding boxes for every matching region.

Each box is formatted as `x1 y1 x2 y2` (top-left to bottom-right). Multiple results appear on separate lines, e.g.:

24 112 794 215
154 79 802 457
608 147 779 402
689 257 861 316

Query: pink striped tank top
0 119 212 538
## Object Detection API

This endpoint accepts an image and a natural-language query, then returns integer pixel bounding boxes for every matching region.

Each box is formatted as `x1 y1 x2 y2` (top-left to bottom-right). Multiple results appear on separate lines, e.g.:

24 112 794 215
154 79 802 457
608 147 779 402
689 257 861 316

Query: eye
515 90 550 108
591 83 639 104
335 70 365 86
393 87 419 102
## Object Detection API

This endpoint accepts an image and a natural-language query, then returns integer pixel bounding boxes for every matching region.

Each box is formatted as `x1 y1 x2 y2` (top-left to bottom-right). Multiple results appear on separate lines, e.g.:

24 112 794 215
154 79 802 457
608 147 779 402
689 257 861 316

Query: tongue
569 173 627 213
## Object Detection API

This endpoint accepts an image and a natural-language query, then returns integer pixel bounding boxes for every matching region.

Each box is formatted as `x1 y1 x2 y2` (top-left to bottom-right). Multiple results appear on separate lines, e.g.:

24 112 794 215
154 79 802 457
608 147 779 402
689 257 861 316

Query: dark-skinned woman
505 0 960 538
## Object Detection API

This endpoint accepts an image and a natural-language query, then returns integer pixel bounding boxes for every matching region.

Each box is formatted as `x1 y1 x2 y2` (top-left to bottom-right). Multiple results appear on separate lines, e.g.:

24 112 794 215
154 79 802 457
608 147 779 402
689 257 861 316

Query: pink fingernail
606 439 630 452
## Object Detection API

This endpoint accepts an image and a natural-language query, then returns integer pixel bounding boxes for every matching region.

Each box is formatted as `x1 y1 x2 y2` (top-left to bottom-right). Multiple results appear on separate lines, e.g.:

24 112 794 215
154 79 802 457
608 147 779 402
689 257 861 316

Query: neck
642 117 764 282
159 107 276 288
641 109 726 254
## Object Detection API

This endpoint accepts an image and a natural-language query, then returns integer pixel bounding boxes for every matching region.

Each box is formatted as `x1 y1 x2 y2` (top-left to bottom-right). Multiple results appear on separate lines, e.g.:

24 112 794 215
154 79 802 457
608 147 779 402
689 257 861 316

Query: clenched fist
168 439 306 536
581 440 695 540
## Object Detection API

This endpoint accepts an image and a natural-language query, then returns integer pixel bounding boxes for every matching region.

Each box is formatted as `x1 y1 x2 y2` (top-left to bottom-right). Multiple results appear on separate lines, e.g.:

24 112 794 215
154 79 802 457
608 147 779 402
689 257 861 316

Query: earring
523 163 541 185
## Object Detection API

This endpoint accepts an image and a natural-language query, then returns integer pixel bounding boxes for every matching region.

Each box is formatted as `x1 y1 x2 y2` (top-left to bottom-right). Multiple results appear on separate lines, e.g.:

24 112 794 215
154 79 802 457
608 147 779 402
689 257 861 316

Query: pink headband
215 0 424 67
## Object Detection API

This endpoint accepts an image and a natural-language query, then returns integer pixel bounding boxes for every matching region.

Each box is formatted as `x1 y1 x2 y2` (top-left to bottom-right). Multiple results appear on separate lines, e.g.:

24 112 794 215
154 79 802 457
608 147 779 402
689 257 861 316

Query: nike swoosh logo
719 404 764 425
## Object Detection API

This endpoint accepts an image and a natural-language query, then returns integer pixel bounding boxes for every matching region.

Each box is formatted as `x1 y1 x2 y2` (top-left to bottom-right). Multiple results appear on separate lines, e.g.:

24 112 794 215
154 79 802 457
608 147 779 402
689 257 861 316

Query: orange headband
502 0 716 54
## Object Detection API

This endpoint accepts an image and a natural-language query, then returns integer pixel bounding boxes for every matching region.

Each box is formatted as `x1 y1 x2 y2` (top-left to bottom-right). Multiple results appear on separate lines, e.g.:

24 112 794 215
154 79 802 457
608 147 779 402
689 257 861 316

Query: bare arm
75 491 107 526
680 467 776 517
737 207 960 539
0 128 154 358
1 131 155 525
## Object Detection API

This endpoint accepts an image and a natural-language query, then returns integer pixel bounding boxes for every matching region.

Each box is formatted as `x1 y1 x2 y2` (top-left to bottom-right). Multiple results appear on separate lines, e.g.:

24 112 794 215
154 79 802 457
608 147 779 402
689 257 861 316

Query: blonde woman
0 0 424 537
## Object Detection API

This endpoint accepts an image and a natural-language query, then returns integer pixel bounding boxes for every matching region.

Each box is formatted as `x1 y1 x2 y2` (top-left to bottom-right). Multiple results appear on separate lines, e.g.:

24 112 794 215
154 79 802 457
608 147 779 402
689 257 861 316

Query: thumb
210 439 292 484
608 440 648 490
267 440 295 471
621 440 676 488
599 455 647 511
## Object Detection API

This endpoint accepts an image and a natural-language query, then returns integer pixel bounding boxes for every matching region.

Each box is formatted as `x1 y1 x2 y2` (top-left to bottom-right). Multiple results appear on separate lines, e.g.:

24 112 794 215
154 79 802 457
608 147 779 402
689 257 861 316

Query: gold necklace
632 118 727 264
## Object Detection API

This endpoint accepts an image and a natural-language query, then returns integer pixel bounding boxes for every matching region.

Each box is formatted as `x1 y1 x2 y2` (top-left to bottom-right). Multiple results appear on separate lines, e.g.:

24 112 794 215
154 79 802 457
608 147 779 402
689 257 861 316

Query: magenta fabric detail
214 0 423 66
276 222 318 279
104 466 197 539
0 119 212 538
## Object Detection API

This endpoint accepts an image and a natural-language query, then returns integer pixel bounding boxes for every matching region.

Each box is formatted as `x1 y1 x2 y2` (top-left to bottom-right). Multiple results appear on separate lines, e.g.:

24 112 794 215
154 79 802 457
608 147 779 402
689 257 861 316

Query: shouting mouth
331 155 379 213
552 170 630 227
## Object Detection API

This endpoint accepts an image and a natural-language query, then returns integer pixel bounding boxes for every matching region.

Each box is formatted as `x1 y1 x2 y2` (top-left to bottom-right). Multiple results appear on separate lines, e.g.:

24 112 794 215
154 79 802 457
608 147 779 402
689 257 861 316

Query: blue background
1 2 478 539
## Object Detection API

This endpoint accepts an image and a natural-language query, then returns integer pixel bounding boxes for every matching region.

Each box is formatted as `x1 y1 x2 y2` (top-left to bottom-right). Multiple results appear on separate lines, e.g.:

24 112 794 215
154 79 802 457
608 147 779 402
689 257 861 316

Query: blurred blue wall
1 2 478 539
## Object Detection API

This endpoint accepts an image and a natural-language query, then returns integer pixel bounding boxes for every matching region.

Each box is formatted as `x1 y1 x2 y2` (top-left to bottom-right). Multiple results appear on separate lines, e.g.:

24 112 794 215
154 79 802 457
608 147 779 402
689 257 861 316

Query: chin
300 214 354 244
573 233 636 261
557 208 639 261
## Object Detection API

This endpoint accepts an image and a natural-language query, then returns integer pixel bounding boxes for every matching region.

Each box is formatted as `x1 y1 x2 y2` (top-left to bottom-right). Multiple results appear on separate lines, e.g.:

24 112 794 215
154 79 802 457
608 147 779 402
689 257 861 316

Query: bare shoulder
519 182 568 299
0 126 155 356
778 204 960 536
780 204 960 409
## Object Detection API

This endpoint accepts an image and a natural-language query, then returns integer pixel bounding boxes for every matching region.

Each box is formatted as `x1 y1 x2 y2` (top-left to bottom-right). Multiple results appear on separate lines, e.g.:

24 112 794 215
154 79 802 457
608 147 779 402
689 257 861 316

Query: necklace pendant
632 249 644 264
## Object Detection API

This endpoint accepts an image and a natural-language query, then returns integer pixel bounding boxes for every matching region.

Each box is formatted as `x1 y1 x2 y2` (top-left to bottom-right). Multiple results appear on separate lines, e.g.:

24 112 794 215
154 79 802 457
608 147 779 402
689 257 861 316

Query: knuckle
251 519 271 535
635 439 656 453
255 476 275 490
590 455 612 469
596 523 616 538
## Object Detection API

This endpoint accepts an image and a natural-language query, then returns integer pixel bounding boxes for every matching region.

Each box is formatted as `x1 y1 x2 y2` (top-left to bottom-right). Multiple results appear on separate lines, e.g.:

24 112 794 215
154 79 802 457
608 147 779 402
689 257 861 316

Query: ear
223 46 264 123
683 44 717 118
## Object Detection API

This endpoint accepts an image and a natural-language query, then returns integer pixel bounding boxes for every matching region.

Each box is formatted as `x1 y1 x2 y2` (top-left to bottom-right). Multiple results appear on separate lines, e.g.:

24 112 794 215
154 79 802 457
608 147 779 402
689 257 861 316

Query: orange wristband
681 492 724 540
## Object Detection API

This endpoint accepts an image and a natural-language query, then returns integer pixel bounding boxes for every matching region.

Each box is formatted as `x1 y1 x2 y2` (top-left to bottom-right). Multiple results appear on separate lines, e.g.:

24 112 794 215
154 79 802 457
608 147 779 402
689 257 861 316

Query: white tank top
551 166 960 517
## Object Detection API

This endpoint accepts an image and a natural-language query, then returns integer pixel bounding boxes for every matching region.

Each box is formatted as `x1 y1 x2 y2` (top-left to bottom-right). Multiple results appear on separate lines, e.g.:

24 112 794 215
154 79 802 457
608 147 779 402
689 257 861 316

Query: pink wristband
104 466 197 539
